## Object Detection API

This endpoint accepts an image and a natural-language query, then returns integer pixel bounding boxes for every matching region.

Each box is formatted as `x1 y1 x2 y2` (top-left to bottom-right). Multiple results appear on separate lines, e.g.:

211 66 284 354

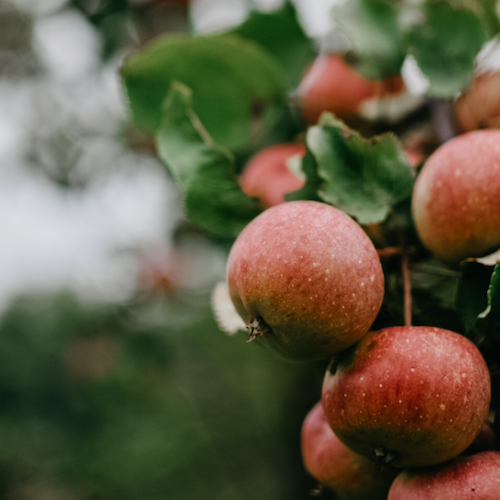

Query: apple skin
302 401 398 500
299 54 381 123
388 451 500 499
322 326 491 468
412 130 500 264
298 54 411 124
226 201 384 360
240 143 305 209
456 71 500 132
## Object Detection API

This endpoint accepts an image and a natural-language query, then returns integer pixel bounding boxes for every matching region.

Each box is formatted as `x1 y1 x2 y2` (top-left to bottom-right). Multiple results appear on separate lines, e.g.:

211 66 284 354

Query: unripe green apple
322 326 491 468
412 130 500 264
388 451 500 499
301 401 398 500
227 201 384 360
456 71 500 132
240 143 305 209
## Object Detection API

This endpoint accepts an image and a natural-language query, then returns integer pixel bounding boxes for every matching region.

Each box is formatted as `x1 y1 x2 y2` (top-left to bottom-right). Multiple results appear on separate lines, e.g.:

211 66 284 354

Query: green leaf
477 0 500 35
156 82 262 238
228 3 316 89
333 0 407 79
285 150 323 203
305 113 415 225
121 33 286 150
476 262 500 340
407 1 488 97
456 261 493 335
447 0 500 37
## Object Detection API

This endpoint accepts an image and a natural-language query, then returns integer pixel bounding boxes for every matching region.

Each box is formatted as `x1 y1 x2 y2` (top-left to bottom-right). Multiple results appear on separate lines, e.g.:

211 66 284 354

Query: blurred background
0 0 341 498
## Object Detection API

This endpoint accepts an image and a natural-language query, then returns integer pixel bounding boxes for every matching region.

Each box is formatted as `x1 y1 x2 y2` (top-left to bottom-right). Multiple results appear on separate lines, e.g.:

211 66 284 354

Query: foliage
0 291 323 499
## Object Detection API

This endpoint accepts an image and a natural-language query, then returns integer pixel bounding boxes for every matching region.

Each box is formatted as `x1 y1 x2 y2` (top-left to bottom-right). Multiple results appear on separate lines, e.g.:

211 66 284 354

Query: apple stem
246 317 267 343
401 253 412 327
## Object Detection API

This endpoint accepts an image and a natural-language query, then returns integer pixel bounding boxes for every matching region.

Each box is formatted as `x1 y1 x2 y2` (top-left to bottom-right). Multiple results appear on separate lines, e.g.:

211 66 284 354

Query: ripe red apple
412 130 500 264
240 143 305 209
226 201 384 360
388 451 500 499
302 401 398 500
298 53 419 124
456 71 500 132
322 326 491 468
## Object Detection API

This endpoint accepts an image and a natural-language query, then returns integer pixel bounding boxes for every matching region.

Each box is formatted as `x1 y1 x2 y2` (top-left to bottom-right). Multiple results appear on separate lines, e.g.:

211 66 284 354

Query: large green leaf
121 33 286 150
229 3 316 89
156 82 261 238
407 1 488 97
332 0 407 79
305 113 415 225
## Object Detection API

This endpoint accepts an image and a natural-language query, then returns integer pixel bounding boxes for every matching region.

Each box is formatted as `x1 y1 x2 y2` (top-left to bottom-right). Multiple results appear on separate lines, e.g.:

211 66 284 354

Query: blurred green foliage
0 291 324 500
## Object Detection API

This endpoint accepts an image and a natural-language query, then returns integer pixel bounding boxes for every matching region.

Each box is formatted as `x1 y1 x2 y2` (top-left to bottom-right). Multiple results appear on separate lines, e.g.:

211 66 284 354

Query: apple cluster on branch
119 2 500 496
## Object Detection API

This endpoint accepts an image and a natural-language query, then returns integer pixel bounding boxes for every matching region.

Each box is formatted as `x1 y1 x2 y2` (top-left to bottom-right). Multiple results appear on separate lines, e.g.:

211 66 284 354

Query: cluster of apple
224 54 500 499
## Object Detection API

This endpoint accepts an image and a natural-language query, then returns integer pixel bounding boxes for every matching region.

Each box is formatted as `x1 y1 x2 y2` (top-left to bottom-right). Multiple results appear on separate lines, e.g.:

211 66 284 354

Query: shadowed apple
240 143 305 209
302 401 398 500
388 451 500 499
298 54 419 124
456 71 500 132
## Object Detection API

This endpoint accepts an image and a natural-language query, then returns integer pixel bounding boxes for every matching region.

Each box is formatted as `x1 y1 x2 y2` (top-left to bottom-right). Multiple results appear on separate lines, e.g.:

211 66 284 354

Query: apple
456 71 500 132
301 401 398 500
464 420 497 454
298 53 421 124
240 143 305 209
226 201 384 360
322 326 491 468
412 130 500 264
388 451 500 499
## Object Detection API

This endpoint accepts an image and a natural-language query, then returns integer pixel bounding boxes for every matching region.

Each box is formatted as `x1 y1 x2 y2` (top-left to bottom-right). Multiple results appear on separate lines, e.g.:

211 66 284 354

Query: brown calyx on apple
245 317 269 343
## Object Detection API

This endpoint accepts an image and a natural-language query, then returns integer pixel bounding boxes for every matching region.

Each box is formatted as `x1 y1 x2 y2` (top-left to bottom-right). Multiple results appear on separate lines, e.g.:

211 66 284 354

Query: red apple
240 143 305 209
226 201 384 360
388 451 500 499
302 401 398 500
456 71 500 132
412 130 500 264
298 54 419 124
322 326 491 468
